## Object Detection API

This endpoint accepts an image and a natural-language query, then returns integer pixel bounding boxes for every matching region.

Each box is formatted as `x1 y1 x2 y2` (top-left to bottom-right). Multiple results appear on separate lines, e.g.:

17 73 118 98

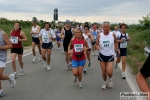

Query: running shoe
121 74 126 79
66 65 70 71
44 63 47 68
9 74 16 88
107 80 113 88
95 52 98 56
14 73 17 79
62 51 64 54
102 84 107 90
73 76 77 83
39 57 42 61
32 58 36 62
88 62 91 67
83 68 86 74
20 69 24 76
47 66 50 71
77 82 82 89
92 52 94 56
0 90 5 97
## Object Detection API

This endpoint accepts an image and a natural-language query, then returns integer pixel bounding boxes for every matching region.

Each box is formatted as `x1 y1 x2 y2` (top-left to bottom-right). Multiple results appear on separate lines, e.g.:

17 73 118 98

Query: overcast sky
0 0 149 24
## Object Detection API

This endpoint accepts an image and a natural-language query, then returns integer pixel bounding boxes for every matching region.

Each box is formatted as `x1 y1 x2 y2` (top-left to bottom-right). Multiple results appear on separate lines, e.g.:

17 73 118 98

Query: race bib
120 41 127 48
74 44 83 52
93 35 97 39
32 34 38 38
11 36 18 44
102 41 111 48
42 35 49 43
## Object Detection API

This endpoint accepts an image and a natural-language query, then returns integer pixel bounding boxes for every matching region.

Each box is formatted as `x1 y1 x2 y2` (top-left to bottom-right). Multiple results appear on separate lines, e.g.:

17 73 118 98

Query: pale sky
0 0 150 24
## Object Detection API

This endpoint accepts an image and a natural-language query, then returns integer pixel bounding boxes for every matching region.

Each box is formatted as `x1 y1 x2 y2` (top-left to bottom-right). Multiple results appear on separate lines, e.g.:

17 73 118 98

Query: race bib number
42 35 49 43
74 44 83 52
32 34 38 38
11 36 18 44
93 35 97 39
102 41 111 48
120 41 127 48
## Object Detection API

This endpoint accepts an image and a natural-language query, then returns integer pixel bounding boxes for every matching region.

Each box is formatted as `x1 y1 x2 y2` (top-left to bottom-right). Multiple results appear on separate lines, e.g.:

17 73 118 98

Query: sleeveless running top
63 28 72 45
32 25 39 38
118 32 128 49
10 30 23 48
99 32 114 56
0 31 7 62
72 38 86 61
83 33 92 49
92 30 98 41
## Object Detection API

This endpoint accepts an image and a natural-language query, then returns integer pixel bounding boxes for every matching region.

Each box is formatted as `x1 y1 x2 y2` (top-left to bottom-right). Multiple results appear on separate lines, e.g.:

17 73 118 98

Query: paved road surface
1 43 137 100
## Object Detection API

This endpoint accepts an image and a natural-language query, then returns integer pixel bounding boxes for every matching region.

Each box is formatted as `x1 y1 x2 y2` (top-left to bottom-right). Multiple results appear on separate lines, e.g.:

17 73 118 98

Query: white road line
118 61 142 100
6 49 38 64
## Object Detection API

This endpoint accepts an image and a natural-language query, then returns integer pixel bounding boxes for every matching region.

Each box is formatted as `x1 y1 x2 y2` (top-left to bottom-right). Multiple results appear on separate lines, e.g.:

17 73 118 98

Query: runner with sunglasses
95 21 119 90
68 28 88 89
115 23 130 79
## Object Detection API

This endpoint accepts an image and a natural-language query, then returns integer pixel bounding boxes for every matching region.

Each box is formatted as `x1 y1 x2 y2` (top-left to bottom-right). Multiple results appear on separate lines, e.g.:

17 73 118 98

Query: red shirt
11 30 23 48
72 38 86 61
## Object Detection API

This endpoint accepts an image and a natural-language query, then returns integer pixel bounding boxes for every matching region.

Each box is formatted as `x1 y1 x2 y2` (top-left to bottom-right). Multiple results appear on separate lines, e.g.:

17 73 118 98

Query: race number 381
74 44 83 52
11 36 18 44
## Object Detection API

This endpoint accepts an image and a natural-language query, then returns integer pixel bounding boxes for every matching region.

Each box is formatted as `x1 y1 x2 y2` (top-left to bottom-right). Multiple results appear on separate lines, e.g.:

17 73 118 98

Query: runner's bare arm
84 40 89 51
0 32 12 50
89 33 94 42
19 31 28 42
60 29 64 39
95 34 100 50
68 38 73 54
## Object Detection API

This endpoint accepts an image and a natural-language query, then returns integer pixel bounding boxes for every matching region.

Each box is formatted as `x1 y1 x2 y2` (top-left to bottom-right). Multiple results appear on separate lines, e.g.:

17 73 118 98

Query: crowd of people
0 19 149 100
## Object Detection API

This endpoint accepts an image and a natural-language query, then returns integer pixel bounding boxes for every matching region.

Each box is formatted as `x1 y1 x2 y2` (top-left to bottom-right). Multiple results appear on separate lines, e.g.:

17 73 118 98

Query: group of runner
0 19 135 96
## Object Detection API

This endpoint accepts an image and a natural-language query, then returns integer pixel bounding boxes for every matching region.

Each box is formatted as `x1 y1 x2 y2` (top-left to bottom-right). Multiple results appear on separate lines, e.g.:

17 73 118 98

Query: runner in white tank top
95 21 120 90
30 19 41 62
82 25 94 74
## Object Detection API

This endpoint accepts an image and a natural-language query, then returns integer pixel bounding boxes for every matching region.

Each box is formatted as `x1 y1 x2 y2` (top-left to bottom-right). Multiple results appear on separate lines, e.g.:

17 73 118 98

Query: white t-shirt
113 30 120 37
32 25 39 38
39 28 56 43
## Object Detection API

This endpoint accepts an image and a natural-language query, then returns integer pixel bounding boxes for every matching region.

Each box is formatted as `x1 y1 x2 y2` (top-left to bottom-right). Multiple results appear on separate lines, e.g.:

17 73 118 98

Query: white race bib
74 44 83 52
120 41 127 48
42 35 49 43
11 36 18 44
102 41 111 48
93 35 97 39
32 34 38 38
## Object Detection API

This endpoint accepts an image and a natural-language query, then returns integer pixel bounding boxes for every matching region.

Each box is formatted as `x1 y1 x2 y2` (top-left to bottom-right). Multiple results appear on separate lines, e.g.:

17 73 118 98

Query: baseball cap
65 20 70 23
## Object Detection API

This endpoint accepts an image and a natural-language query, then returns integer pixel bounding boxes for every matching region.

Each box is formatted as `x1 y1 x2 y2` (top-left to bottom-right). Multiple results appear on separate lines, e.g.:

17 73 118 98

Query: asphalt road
1 43 137 100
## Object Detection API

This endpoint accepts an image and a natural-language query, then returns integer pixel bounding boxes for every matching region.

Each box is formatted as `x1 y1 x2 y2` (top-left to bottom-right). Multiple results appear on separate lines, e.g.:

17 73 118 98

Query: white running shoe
73 76 77 83
20 69 24 76
92 52 94 56
9 74 16 88
66 65 70 71
77 82 82 89
102 84 107 90
32 58 36 62
0 90 5 97
95 52 98 56
44 63 47 68
39 57 42 61
108 80 113 88
47 66 50 71
14 73 17 79
121 74 126 79
62 51 64 54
